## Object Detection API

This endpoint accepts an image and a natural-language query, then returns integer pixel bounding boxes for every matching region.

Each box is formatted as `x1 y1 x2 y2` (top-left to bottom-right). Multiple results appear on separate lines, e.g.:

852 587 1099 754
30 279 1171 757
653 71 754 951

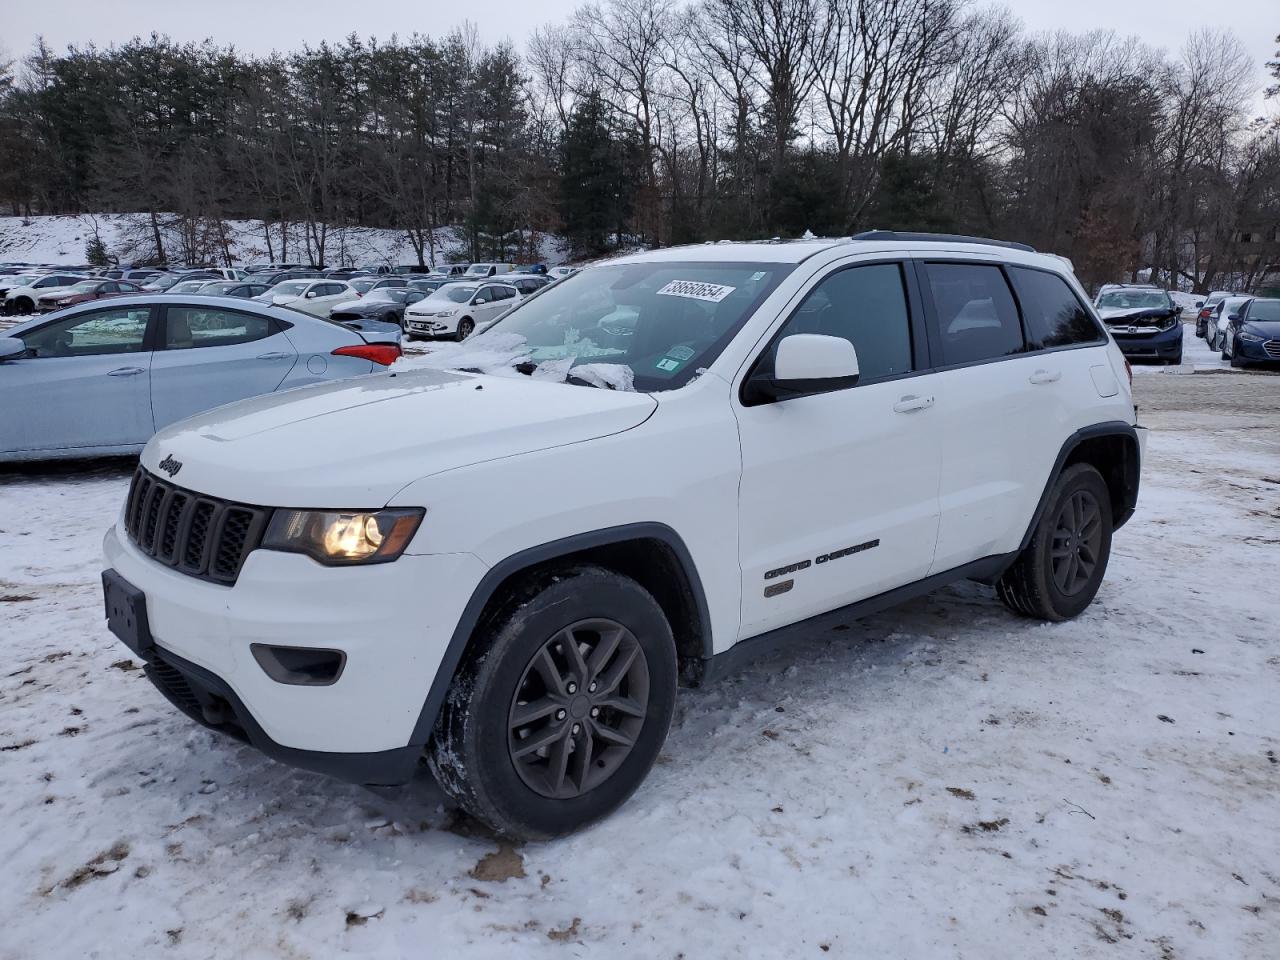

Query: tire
455 317 474 341
427 564 678 840
996 463 1113 622
14 296 32 315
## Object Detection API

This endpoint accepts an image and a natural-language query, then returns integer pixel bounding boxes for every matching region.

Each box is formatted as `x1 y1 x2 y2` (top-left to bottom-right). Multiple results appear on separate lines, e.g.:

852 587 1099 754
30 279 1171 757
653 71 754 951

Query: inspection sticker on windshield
656 280 736 303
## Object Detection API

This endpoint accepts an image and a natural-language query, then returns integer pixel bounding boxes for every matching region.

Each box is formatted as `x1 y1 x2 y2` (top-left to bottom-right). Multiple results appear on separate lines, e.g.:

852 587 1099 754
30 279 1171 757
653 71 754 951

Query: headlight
1159 316 1178 331
1239 330 1264 342
262 508 424 565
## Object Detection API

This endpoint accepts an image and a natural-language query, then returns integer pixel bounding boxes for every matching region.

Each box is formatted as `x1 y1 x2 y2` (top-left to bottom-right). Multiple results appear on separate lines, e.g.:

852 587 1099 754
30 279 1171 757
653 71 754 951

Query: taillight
1198 308 1210 319
332 343 401 366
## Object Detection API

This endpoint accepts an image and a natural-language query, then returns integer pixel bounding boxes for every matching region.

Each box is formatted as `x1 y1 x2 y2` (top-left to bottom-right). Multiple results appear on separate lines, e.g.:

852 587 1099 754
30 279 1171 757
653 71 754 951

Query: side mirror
474 298 487 305
0 337 27 361
305 290 317 299
745 334 860 404
1227 313 1239 321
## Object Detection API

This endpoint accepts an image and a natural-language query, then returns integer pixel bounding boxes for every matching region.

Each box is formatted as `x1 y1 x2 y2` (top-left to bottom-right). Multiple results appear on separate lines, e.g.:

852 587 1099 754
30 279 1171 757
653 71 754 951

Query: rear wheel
997 463 1113 621
456 317 475 341
427 565 677 840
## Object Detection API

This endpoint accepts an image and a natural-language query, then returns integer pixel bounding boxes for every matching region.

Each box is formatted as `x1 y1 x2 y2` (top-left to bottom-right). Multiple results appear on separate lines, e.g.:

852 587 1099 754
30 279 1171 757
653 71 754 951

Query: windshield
199 282 238 295
1247 299 1280 322
430 284 478 304
1097 291 1170 310
271 281 309 297
466 264 491 276
361 289 399 303
68 281 99 293
172 281 207 292
351 278 385 293
453 261 792 391
151 275 181 289
8 274 39 286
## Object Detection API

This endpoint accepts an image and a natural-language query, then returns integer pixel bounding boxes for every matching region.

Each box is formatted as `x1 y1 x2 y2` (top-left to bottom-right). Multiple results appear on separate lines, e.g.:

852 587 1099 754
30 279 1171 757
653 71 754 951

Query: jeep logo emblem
158 454 183 478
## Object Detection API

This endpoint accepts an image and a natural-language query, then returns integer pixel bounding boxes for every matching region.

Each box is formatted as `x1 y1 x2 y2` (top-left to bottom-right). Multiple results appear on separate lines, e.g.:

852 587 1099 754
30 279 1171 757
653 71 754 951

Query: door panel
150 305 297 430
734 260 941 638
0 305 154 452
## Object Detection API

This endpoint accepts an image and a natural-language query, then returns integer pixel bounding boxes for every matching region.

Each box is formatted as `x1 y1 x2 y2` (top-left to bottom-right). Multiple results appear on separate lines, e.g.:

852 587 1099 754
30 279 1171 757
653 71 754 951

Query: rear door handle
107 366 145 377
1029 369 1061 384
893 394 935 413
256 352 291 361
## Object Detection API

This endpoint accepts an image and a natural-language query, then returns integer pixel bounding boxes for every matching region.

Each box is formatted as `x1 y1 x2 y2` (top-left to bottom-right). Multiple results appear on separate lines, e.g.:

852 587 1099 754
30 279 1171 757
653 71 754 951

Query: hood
331 297 387 314
1099 306 1178 324
1243 320 1280 338
140 368 657 507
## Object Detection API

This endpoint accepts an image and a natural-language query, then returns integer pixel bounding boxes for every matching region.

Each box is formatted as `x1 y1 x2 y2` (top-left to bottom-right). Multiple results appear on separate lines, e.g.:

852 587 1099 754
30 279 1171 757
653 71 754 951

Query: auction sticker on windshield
656 280 736 303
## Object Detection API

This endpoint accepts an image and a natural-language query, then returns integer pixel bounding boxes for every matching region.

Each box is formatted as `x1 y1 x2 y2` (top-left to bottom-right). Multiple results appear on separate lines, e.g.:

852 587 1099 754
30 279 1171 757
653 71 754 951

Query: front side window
1010 267 1104 349
22 306 151 357
924 263 1024 366
164 307 273 349
754 262 913 384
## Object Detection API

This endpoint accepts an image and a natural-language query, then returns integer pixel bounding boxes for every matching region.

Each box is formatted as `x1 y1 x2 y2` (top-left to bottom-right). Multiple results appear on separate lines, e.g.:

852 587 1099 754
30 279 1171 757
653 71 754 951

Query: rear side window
164 307 273 349
924 263 1023 365
1009 267 1104 349
758 262 913 383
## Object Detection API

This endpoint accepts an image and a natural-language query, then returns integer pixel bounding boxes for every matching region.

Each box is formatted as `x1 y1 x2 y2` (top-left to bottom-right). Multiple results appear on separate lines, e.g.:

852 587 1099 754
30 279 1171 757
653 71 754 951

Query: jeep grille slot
123 468 271 585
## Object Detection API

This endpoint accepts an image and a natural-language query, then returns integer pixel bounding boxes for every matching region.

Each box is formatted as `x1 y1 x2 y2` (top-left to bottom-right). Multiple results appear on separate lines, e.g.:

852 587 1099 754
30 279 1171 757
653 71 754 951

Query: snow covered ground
0 214 566 269
1 372 1278 958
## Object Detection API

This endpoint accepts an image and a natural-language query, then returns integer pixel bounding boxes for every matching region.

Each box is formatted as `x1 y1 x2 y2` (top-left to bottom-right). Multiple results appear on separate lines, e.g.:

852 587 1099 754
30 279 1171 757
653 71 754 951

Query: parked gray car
0 295 402 461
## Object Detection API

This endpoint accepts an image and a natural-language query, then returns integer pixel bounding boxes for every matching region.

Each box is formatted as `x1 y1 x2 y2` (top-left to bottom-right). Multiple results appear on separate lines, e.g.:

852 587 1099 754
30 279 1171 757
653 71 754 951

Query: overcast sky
3 0 1276 115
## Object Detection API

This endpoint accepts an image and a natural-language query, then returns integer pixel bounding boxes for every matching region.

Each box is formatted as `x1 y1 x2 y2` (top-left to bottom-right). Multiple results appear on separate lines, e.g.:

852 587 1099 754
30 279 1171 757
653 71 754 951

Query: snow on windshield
391 332 637 390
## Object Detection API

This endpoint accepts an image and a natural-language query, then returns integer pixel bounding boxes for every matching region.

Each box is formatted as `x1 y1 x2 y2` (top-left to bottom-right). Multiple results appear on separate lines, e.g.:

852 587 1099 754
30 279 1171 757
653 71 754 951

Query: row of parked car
1090 282 1280 368
0 260 579 320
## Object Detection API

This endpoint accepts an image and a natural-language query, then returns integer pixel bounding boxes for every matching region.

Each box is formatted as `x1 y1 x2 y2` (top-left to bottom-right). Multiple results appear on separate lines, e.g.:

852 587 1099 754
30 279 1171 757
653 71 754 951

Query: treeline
0 3 1277 292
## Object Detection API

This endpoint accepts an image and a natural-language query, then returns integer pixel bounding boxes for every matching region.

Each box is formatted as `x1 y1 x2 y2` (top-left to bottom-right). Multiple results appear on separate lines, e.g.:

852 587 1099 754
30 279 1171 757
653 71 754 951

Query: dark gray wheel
14 296 32 314
428 564 676 839
455 317 474 341
507 618 649 799
997 463 1113 621
1049 489 1104 597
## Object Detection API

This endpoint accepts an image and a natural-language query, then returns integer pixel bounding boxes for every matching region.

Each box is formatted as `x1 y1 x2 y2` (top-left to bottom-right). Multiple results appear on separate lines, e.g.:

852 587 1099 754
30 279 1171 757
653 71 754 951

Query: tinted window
758 262 913 383
23 306 151 357
1010 267 1104 348
164 307 272 349
924 263 1023 365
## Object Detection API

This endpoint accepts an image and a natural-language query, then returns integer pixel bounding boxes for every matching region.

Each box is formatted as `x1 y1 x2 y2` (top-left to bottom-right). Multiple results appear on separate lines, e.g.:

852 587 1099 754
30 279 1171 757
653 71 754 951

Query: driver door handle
107 366 145 377
893 394 935 413
1029 369 1061 384
256 351 291 361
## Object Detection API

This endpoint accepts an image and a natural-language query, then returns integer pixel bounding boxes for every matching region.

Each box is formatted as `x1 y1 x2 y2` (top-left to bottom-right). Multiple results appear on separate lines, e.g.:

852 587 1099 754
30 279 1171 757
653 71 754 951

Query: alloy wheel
507 618 650 799
1050 490 1103 596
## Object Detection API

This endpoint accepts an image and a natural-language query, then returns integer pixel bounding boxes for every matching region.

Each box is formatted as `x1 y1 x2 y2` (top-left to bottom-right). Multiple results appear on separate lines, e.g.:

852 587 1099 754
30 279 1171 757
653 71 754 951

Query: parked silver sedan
0 295 401 461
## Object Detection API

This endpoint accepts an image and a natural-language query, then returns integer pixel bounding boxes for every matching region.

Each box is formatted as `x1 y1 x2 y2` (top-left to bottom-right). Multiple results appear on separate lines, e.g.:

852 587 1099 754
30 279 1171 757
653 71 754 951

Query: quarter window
164 307 273 349
1010 267 1104 349
758 262 914 383
924 263 1024 365
22 306 151 357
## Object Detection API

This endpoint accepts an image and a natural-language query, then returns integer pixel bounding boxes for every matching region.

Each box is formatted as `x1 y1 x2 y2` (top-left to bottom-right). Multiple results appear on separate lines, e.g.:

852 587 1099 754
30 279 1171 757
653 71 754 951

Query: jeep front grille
124 468 271 585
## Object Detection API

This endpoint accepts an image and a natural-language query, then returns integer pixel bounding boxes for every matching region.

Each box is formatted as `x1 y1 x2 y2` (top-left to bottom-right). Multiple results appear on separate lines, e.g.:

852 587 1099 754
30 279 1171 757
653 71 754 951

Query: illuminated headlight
263 508 424 565
1239 330 1264 342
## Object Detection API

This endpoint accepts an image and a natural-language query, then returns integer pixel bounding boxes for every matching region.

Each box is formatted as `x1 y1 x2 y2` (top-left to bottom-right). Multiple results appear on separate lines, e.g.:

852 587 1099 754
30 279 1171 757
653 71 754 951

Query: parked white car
102 233 1145 840
464 262 515 278
3 273 88 314
256 279 356 317
403 281 521 340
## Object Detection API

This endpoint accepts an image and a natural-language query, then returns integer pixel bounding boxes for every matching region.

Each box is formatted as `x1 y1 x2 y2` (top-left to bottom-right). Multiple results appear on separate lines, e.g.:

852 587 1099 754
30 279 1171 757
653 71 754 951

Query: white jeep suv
102 233 1146 839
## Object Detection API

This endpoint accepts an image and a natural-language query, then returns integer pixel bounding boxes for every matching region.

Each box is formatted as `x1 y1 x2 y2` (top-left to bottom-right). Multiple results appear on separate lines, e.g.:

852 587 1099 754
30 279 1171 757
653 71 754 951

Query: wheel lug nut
572 723 580 734
590 707 599 718
556 709 566 720
588 681 597 692
567 683 577 694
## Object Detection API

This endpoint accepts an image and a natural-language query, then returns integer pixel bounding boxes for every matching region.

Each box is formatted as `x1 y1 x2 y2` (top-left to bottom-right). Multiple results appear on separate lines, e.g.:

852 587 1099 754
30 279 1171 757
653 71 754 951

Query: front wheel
427 565 677 840
455 317 474 341
997 463 1113 621
14 297 32 315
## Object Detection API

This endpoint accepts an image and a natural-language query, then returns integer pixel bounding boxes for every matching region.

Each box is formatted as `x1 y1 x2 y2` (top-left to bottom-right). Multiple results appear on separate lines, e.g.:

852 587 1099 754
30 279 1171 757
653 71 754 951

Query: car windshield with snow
1096 290 1170 311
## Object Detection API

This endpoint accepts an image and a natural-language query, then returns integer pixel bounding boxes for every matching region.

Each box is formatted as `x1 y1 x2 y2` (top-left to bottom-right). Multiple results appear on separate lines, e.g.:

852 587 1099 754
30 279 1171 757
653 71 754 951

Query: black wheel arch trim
405 521 713 748
1018 420 1141 552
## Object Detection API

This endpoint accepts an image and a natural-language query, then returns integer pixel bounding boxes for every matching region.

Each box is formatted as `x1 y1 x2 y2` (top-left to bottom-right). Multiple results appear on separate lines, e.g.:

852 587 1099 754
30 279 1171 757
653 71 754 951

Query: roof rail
849 230 1036 253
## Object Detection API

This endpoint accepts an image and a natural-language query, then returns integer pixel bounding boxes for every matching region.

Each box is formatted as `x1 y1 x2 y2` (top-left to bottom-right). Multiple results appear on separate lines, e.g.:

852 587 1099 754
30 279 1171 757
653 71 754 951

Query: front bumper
1232 336 1280 364
103 522 488 778
405 314 456 336
1107 322 1183 360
